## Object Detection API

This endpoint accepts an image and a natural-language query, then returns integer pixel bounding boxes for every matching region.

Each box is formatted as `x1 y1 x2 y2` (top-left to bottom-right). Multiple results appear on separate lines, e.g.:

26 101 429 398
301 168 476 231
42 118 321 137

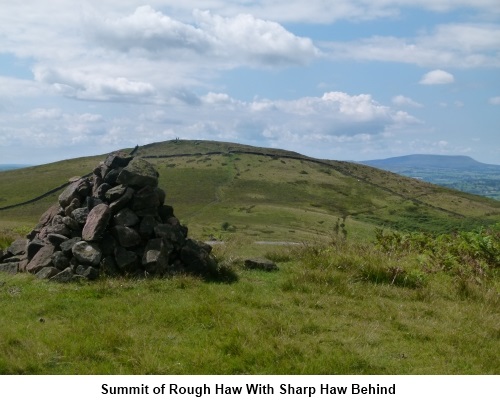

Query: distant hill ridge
0 164 30 172
361 154 499 170
361 153 500 200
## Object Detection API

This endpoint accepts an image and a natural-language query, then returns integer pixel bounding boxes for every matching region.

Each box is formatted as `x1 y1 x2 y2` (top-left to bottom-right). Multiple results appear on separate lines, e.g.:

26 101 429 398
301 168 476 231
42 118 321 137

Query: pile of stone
0 153 217 281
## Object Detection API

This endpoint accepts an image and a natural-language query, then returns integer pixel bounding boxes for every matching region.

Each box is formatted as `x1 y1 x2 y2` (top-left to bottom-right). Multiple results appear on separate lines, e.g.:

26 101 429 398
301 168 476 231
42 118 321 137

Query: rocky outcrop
0 153 217 282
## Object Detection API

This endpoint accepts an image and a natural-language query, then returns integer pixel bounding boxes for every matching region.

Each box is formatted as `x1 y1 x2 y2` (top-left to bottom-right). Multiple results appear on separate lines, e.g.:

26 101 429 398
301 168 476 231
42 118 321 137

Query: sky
0 1 499 165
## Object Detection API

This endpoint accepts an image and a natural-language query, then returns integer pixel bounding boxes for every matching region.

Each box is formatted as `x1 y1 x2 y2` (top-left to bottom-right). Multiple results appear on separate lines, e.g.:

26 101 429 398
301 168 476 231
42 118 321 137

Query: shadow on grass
202 263 239 284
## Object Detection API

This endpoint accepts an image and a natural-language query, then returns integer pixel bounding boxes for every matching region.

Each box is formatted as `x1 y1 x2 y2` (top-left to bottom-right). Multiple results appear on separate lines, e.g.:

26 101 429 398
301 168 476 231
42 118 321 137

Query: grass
1 233 498 375
1 140 499 374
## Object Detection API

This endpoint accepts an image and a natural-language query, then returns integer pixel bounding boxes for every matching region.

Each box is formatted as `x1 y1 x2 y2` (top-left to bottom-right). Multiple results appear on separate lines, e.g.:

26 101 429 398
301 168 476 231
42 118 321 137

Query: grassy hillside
1 140 499 375
2 140 500 243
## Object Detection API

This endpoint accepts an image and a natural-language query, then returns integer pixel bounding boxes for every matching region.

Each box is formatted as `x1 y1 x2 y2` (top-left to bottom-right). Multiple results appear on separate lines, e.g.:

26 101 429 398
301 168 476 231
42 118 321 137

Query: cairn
0 153 217 281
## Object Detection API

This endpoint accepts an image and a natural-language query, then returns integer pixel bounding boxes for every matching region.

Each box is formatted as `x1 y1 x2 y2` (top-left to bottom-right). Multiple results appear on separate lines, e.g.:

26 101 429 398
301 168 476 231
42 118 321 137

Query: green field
1 140 499 374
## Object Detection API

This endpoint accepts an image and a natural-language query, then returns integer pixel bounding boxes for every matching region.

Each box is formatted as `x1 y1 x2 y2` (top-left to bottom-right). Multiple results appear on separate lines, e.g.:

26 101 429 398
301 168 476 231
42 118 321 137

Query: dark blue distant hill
361 154 498 170
360 154 500 200
0 164 30 172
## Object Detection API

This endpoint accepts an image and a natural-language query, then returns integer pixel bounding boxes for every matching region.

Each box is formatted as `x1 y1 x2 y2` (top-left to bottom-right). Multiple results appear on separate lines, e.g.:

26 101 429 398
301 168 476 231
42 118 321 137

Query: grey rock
47 233 69 246
76 179 92 199
113 225 141 248
52 251 71 270
45 223 72 237
49 268 74 283
156 187 166 206
99 233 117 256
105 185 127 202
62 216 80 231
86 196 104 211
71 207 89 225
105 153 133 168
36 266 60 279
103 168 122 184
3 255 24 263
114 247 138 272
100 163 111 179
7 238 28 256
94 182 111 200
92 174 103 195
75 265 99 280
51 214 64 225
139 215 158 238
113 208 139 227
58 179 86 208
72 241 102 266
35 204 61 231
158 205 174 222
60 237 82 256
100 256 120 276
181 239 217 275
116 157 159 188
0 262 18 274
64 198 81 217
155 223 186 247
109 187 134 213
27 239 45 260
142 238 172 275
244 257 278 271
82 204 111 241
131 186 160 211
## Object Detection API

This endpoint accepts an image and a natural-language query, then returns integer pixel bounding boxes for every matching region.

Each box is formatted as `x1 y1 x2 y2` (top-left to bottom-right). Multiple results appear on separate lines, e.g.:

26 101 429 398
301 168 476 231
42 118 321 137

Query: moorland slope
1 140 500 242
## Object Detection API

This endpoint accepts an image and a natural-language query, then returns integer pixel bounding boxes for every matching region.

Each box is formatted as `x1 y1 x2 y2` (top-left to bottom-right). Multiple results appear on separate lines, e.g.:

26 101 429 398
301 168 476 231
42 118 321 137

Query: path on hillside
0 148 464 219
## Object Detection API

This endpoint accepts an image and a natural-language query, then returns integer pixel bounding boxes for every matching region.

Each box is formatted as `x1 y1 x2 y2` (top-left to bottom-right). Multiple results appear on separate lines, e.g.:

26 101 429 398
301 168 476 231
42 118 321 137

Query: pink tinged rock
82 204 111 241
58 179 85 208
26 244 56 273
35 204 61 231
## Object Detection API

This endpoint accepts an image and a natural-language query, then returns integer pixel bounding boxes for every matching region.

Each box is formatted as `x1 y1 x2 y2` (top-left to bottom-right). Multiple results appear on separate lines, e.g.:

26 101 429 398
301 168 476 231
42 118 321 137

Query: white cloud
193 10 319 66
489 96 500 105
392 95 423 108
0 76 45 98
86 6 318 68
79 0 500 24
88 6 212 53
0 90 421 163
3 6 316 103
324 23 500 68
419 70 455 85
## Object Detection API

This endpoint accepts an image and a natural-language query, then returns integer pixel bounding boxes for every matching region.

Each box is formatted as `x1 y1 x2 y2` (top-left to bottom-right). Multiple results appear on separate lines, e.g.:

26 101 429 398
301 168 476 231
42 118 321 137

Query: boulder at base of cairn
244 257 278 271
0 152 218 281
